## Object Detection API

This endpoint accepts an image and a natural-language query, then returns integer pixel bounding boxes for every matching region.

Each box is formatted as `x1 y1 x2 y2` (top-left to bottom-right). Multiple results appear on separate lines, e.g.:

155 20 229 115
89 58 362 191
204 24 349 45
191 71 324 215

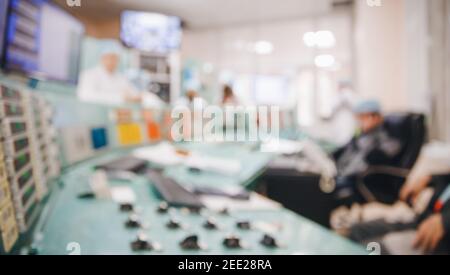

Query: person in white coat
77 46 142 106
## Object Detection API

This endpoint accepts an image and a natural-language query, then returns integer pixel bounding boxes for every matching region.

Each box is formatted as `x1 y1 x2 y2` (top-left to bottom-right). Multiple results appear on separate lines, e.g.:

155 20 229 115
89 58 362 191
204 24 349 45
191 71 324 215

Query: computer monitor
0 0 9 66
121 11 182 53
4 0 84 83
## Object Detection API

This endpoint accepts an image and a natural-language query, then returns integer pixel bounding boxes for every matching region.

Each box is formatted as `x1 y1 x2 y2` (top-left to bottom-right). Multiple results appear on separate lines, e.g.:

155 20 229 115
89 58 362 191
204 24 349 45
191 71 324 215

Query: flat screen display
0 0 10 66
4 0 84 83
121 11 182 53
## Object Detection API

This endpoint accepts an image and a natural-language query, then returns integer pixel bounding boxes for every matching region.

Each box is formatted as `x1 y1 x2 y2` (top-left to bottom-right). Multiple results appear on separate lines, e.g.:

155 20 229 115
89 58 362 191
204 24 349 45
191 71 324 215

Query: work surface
30 143 366 255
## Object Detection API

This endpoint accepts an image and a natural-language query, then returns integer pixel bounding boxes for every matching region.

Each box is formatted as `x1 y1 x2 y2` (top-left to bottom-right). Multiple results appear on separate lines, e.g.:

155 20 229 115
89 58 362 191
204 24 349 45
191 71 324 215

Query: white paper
186 154 242 176
260 138 304 155
200 193 281 211
133 142 185 166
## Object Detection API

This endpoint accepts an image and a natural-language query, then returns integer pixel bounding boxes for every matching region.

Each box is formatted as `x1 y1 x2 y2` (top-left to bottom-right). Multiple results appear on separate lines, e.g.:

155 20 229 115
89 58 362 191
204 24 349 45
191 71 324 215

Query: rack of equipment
0 84 61 253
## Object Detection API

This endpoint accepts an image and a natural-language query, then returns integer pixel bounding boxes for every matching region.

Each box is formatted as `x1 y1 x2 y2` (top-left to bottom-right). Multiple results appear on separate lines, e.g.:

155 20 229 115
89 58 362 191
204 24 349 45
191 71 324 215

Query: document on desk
185 153 242 176
260 138 304 155
200 193 281 211
132 142 185 166
133 142 242 176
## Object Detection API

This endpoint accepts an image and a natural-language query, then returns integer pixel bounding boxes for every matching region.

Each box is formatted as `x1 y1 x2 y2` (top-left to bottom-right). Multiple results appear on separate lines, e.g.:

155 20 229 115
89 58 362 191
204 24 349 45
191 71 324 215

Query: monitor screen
4 0 84 83
0 0 9 66
121 11 182 53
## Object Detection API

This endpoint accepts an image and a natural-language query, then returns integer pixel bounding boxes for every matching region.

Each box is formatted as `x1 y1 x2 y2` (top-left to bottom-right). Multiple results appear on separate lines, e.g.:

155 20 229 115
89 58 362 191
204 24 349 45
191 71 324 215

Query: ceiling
55 0 332 29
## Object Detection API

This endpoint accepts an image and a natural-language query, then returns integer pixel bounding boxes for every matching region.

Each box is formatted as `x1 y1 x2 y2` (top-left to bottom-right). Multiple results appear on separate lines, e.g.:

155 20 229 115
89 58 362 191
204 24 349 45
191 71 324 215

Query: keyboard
147 170 204 209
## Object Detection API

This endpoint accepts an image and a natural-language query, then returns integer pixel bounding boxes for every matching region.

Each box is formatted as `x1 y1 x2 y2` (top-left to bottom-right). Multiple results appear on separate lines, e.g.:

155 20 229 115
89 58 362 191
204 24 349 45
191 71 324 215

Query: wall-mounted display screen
4 0 84 83
121 11 182 53
0 0 10 66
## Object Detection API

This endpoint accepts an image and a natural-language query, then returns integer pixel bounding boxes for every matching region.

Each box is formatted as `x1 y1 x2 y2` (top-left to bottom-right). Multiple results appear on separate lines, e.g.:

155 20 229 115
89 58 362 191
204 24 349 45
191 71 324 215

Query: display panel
0 0 9 66
4 0 84 83
121 11 182 53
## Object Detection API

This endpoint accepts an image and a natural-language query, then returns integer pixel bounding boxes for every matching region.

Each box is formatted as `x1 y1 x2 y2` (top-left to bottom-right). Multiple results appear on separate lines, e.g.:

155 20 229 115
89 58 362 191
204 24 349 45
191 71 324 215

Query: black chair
258 113 426 227
355 113 427 204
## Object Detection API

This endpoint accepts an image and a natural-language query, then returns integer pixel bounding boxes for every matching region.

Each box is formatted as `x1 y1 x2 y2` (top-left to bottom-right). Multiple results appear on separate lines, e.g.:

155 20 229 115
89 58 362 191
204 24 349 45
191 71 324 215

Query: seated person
348 173 450 254
332 100 402 202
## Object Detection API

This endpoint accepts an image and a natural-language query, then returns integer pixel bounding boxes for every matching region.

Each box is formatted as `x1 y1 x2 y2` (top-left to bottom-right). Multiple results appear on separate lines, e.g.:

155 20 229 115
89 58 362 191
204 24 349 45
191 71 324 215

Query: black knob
131 233 153 251
120 203 134 212
157 202 169 214
203 218 218 230
260 234 278 248
180 235 201 250
166 218 181 229
125 214 141 228
236 221 251 230
223 235 241 248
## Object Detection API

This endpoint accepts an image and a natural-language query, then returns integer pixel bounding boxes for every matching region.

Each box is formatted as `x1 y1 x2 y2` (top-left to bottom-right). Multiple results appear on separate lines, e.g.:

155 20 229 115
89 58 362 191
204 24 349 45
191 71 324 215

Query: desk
29 143 365 255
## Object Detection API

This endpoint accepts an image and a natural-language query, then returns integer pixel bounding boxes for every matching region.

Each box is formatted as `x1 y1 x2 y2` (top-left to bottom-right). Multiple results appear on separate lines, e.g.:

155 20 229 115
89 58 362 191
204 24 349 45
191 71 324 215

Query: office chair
355 113 427 204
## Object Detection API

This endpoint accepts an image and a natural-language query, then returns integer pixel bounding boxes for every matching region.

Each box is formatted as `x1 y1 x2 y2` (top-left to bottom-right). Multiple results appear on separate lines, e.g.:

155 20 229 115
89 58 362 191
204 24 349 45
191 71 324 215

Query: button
260 234 278 248
125 214 141 228
131 233 153 251
203 218 218 230
180 235 201 250
120 203 134 212
166 218 181 229
236 221 251 230
223 235 242 248
157 202 169 214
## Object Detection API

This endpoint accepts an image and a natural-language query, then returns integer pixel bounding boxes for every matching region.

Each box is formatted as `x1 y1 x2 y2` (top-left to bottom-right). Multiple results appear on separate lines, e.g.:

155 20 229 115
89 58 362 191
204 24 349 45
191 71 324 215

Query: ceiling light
303 30 336 49
315 31 336 49
314 55 336 68
303 32 317 48
253 41 274 55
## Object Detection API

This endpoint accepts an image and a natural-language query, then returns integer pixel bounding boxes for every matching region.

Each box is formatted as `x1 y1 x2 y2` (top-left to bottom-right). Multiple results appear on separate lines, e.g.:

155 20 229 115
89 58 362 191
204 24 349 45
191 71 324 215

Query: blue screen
4 0 84 83
0 0 10 66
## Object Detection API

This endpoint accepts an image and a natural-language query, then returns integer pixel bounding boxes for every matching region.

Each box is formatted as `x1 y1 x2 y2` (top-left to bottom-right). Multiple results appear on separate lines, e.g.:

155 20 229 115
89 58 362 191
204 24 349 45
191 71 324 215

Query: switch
260 234 278 248
166 218 181 229
131 233 153 251
125 214 141 229
236 221 251 230
157 201 169 214
120 203 134 212
203 218 218 230
180 235 201 250
223 235 242 248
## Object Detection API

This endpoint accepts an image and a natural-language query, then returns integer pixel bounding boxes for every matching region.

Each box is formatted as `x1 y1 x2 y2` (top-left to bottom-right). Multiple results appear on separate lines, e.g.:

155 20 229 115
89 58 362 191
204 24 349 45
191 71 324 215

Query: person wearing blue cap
332 99 402 203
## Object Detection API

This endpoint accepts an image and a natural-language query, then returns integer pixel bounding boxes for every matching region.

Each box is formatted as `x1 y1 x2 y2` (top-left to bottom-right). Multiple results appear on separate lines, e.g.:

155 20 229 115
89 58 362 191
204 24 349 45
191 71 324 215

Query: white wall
354 0 431 113
181 13 352 76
